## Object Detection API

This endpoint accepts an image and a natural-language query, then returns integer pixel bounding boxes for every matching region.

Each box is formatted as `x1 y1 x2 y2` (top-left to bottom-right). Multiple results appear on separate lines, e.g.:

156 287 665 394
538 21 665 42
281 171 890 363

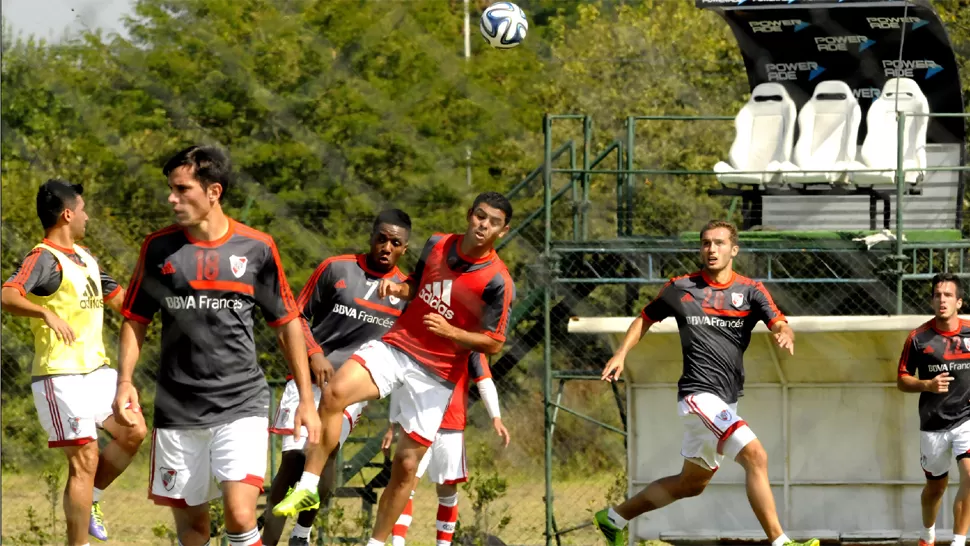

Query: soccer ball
480 2 528 49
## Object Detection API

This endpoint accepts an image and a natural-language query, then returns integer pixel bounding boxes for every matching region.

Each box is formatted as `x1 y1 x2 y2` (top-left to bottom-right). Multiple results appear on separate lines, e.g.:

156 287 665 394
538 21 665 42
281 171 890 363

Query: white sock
922 525 936 543
771 534 791 546
952 535 965 546
291 523 312 539
606 507 628 529
92 488 104 503
227 527 261 546
392 538 406 546
297 471 320 492
366 539 384 546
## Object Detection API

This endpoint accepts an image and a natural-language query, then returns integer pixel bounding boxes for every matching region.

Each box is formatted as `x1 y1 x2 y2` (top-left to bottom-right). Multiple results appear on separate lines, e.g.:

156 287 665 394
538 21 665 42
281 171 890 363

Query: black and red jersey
642 270 786 404
898 320 970 432
122 219 300 428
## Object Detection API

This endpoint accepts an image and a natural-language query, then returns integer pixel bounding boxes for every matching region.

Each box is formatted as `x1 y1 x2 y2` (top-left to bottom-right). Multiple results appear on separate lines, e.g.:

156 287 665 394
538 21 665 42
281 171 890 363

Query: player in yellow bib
1 180 147 546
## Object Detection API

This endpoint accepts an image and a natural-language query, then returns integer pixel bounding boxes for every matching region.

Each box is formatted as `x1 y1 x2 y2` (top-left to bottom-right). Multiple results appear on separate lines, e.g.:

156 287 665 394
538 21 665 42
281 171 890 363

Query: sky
3 0 134 41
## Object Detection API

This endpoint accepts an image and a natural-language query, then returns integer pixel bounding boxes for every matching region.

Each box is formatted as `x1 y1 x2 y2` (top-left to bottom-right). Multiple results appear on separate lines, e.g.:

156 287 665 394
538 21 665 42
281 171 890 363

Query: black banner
701 2 964 143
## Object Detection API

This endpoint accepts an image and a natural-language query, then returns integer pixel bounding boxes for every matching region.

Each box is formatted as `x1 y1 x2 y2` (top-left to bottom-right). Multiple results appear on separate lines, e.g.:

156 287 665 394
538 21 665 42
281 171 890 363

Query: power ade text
686 316 744 328
331 303 395 328
164 295 244 310
766 62 818 81
814 36 868 52
882 59 940 78
750 20 802 33
418 287 455 320
867 17 922 30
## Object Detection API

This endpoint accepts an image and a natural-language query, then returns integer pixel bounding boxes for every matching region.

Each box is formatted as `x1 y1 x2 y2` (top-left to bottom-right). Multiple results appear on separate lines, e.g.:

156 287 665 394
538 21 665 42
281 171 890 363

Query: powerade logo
749 20 809 33
814 35 875 52
867 17 928 30
854 87 881 100
766 61 825 82
882 59 944 79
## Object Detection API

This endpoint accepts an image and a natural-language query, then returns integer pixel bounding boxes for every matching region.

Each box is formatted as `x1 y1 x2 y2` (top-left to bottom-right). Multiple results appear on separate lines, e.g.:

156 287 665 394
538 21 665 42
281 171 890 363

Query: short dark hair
700 220 739 246
162 145 233 201
931 272 964 299
36 179 83 230
471 191 513 226
373 209 412 236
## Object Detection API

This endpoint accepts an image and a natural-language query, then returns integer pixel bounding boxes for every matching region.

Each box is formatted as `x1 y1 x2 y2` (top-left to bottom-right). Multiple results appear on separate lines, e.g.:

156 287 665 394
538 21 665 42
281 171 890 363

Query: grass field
1 455 630 546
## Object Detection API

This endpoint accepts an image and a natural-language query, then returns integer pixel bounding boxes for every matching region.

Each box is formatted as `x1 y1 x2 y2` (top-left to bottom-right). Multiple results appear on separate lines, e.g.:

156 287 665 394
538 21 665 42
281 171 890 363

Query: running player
593 220 818 546
261 209 412 546
898 272 970 546
386 352 510 546
1 179 147 546
112 145 321 546
273 192 515 546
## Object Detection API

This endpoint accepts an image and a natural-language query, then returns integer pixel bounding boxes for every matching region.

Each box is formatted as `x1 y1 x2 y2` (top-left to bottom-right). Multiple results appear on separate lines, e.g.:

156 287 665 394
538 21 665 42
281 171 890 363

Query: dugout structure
568 315 966 543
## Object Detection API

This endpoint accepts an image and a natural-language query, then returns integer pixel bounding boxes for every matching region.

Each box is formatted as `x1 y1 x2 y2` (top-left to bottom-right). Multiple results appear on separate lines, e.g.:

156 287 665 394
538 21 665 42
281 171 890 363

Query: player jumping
594 220 819 546
898 272 970 546
385 352 511 546
272 192 515 546
112 145 321 546
1 179 147 546
261 209 413 546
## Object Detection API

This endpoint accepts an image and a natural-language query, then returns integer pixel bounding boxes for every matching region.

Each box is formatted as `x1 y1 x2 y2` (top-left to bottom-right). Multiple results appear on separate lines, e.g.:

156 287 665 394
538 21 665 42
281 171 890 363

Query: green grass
1 458 630 546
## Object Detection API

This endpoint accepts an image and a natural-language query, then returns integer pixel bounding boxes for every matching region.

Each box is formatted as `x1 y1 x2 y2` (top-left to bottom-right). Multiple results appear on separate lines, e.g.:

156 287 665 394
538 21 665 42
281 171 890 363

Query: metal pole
543 113 555 546
464 0 472 187
626 117 635 237
895 111 906 314
583 115 592 240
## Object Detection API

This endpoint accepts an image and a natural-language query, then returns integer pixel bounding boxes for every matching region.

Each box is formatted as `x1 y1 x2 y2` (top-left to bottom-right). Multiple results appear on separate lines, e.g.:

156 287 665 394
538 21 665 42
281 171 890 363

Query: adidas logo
80 276 103 309
335 279 347 289
160 261 176 275
419 280 454 320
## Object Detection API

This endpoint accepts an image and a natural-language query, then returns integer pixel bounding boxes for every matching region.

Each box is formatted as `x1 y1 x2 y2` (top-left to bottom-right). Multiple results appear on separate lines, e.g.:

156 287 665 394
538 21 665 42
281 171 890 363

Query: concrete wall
568 316 968 542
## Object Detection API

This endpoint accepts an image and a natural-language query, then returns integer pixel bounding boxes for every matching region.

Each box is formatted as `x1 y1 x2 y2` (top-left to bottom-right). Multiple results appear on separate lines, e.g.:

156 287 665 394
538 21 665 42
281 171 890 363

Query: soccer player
898 272 970 546
111 145 321 546
385 352 511 546
261 209 413 546
0 179 147 546
273 192 515 546
593 220 818 546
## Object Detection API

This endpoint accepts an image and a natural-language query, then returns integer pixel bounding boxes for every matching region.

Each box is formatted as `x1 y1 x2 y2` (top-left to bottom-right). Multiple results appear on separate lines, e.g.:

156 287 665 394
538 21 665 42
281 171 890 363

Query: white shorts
149 416 269 507
679 392 757 471
920 419 970 479
351 340 454 446
269 379 366 452
415 429 468 485
32 367 117 448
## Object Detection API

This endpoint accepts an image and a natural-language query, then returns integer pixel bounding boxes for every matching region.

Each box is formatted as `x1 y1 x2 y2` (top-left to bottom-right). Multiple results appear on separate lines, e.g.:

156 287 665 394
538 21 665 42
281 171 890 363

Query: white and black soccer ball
480 2 528 49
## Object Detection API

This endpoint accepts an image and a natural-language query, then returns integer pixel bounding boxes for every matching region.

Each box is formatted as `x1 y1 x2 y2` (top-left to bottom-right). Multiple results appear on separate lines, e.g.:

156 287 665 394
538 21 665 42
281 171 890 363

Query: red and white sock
227 527 262 546
391 490 415 546
435 493 459 546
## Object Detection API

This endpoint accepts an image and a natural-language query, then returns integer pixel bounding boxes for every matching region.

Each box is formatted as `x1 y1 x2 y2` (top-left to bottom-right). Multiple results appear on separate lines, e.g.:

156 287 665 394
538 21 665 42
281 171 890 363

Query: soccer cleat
89 501 108 542
288 536 310 546
918 540 934 546
272 487 320 517
592 509 627 546
785 540 821 546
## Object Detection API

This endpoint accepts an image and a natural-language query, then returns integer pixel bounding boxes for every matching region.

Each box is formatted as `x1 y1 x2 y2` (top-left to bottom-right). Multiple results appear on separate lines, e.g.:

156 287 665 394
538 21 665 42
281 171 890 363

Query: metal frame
539 112 970 546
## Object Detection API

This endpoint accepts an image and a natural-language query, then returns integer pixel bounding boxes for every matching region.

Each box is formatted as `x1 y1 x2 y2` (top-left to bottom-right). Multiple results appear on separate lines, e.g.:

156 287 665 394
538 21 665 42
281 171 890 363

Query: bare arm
112 319 148 426
1 286 76 344
276 318 315 401
105 287 126 314
1 286 51 319
117 319 147 384
423 314 504 354
898 374 930 393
